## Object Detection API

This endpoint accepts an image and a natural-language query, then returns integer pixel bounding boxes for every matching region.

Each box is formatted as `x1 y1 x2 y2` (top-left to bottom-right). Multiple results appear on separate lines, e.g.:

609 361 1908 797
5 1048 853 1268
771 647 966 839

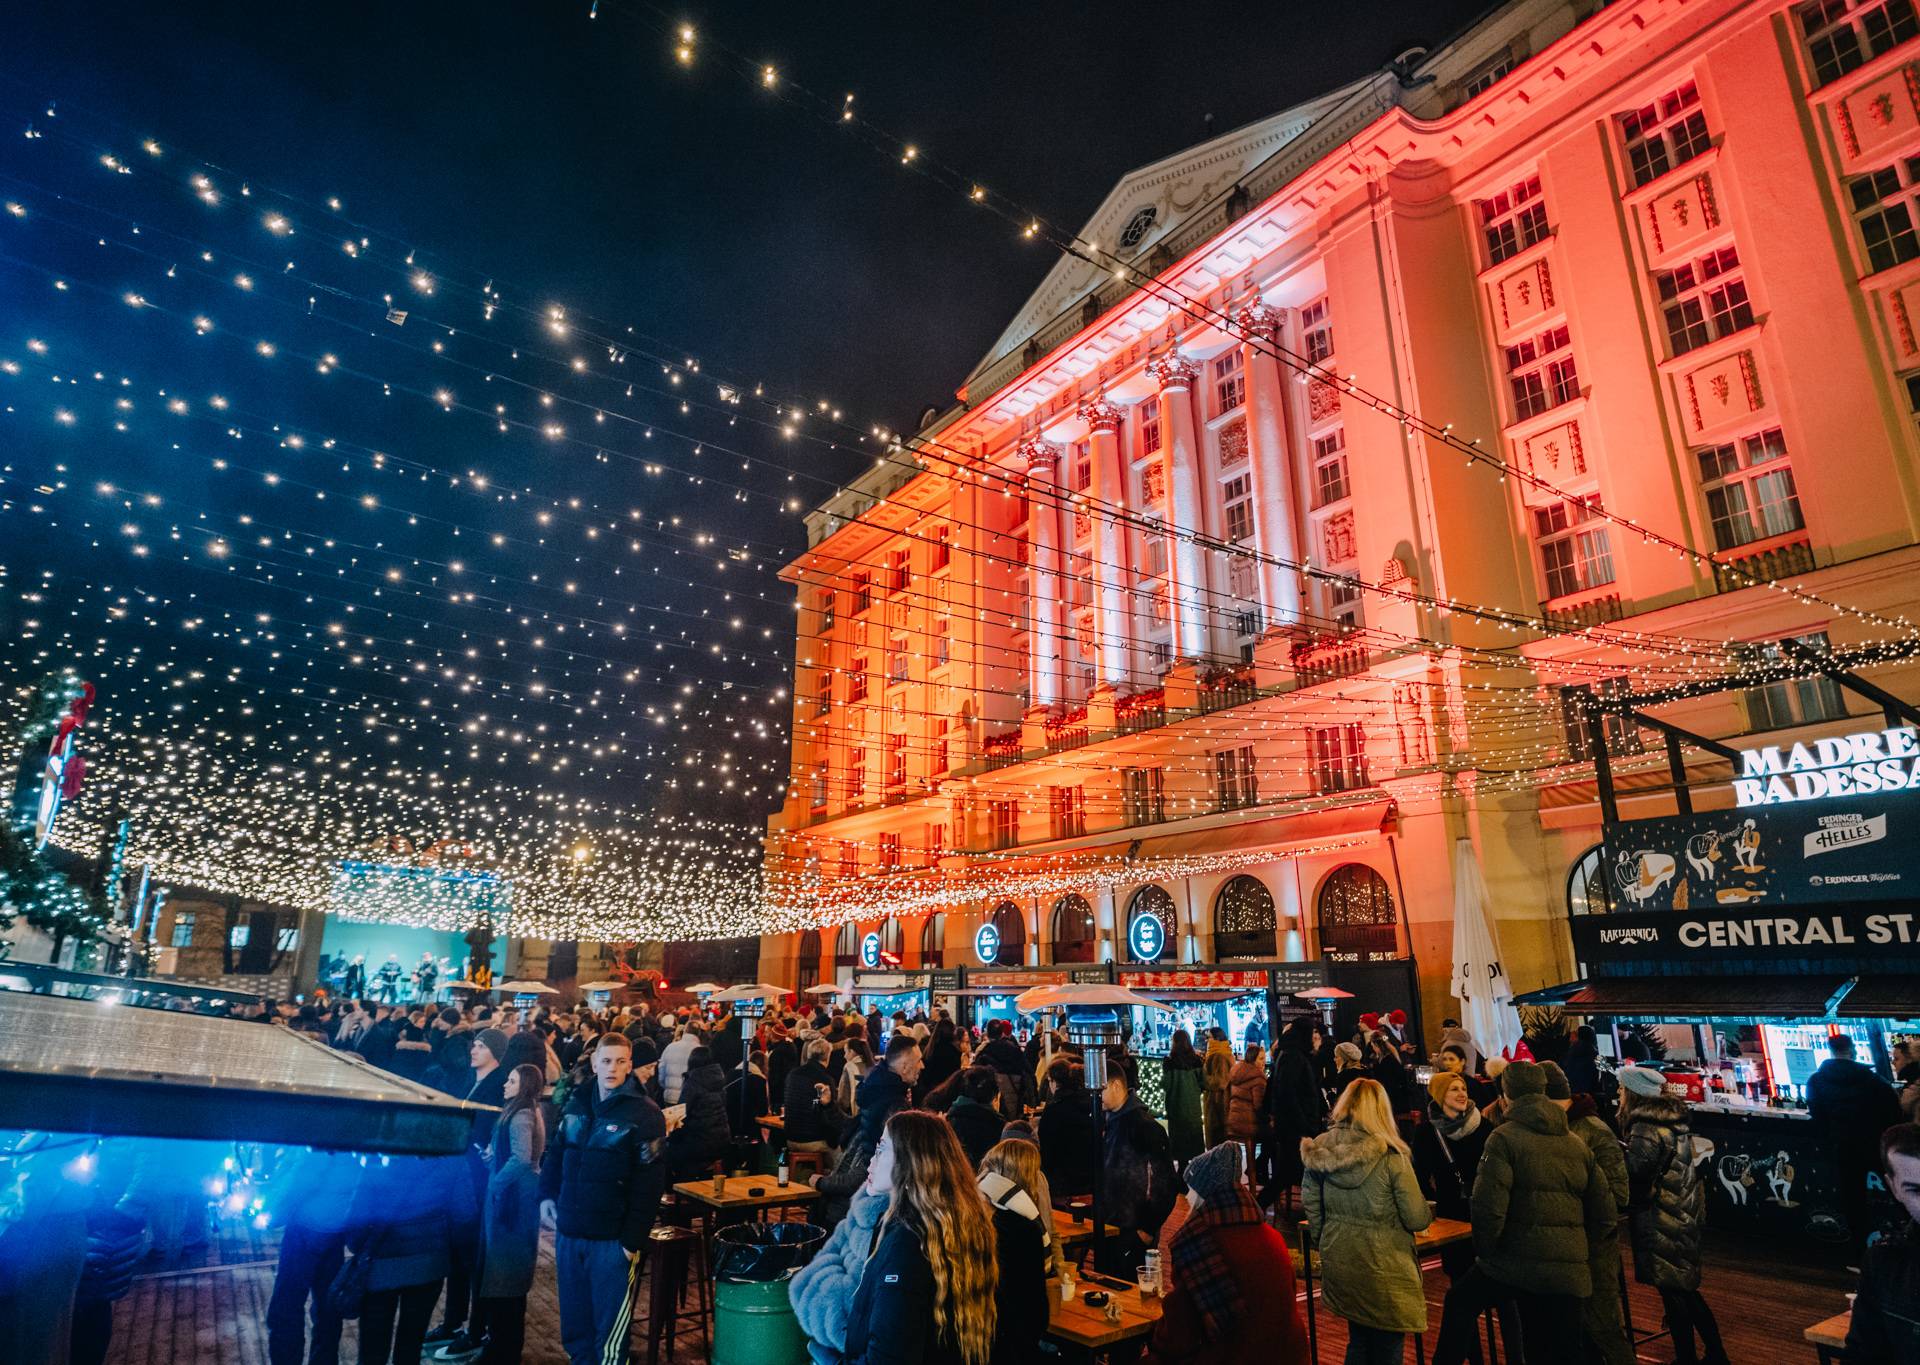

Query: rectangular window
1124 766 1166 825
1048 785 1087 839
1311 723 1370 793
1505 325 1578 420
887 733 907 789
838 842 858 881
932 617 950 667
1906 371 1920 412
810 762 829 808
989 799 1020 850
1223 474 1254 543
1072 446 1093 493
888 549 910 594
1850 157 1920 273
1139 397 1162 456
931 525 951 572
931 723 949 776
1534 496 1616 599
848 658 869 703
1464 53 1516 98
819 591 836 635
1479 174 1550 265
1560 677 1644 761
1214 349 1246 414
814 671 833 717
848 748 867 799
169 911 197 948
1799 0 1920 87
1143 521 1170 577
1312 429 1350 507
1301 298 1334 365
229 921 251 949
878 833 901 870
926 823 947 863
1328 576 1363 630
1621 81 1711 188
1696 427 1804 550
1214 745 1259 811
852 572 872 615
1655 246 1753 355
888 634 909 683
1740 631 1849 730
276 927 300 953
1148 640 1173 669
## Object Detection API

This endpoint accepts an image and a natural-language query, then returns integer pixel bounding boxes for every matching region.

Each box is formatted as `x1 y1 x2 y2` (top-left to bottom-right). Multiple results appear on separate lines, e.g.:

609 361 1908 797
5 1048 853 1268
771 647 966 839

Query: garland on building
1 673 110 958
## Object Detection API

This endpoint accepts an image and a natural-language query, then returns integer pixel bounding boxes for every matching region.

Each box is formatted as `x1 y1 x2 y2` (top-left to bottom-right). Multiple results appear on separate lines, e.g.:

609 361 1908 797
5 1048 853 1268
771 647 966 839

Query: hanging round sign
974 922 1001 965
860 932 882 970
1128 912 1167 963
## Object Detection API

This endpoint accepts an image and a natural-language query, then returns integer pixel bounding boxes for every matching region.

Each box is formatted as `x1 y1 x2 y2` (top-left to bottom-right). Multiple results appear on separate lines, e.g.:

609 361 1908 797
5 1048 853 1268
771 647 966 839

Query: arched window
879 917 904 964
1050 894 1098 963
1213 875 1277 960
1125 885 1178 963
987 900 1026 964
833 921 861 970
797 929 822 994
920 913 946 966
1316 864 1398 960
1568 846 1609 916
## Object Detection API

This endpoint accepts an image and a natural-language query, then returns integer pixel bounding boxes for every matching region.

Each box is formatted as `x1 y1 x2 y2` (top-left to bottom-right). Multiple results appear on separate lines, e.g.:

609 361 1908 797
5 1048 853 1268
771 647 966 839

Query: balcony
1116 687 1168 734
1045 705 1090 752
1290 631 1368 687
1542 592 1625 630
1713 535 1814 593
1198 666 1258 714
983 730 1024 771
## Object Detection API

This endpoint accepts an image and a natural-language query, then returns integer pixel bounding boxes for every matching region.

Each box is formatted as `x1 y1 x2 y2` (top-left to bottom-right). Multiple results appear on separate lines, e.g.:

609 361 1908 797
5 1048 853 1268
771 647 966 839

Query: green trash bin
711 1221 824 1365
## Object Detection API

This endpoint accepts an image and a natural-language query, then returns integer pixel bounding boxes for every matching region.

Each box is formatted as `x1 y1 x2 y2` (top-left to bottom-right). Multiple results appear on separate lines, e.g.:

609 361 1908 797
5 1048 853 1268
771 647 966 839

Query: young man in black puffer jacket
539 1033 673 1365
1849 1122 1920 1364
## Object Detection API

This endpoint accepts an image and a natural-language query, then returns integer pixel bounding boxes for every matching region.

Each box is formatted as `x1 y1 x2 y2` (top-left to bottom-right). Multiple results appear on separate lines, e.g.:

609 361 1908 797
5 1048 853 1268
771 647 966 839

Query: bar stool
638 1224 711 1364
786 1146 828 1186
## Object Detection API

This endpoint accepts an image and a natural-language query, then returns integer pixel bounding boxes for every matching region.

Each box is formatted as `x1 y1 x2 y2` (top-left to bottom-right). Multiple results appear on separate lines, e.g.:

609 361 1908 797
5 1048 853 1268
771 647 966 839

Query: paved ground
105 1214 1855 1364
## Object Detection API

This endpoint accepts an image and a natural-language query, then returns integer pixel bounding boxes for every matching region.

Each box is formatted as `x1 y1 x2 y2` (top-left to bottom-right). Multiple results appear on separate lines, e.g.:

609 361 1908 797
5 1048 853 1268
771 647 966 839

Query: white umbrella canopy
803 984 850 996
706 982 793 1003
576 980 627 993
498 980 557 994
1013 983 1174 1015
685 982 724 995
1450 838 1522 1059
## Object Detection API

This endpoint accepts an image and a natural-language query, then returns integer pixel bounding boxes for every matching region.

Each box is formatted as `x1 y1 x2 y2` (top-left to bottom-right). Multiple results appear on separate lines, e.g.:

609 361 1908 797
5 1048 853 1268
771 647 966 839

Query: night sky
0 0 1491 857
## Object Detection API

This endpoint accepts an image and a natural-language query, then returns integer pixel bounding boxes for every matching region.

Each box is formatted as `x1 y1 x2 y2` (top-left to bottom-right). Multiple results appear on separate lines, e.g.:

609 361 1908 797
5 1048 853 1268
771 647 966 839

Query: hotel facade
758 0 1920 1034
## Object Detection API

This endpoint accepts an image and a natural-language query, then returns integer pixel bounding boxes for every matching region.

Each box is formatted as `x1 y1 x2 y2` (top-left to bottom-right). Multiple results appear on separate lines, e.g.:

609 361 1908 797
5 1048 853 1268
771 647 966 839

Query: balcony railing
1045 705 1090 752
1542 592 1625 630
1198 667 1258 714
1116 688 1168 734
1713 535 1815 593
983 730 1024 771
1291 632 1368 687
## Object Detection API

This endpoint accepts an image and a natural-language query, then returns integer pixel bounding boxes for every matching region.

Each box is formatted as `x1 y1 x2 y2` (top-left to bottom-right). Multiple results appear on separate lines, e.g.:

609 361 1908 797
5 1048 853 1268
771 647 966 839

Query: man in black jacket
1848 1122 1920 1364
854 1034 923 1149
1809 1033 1903 1253
539 1033 673 1365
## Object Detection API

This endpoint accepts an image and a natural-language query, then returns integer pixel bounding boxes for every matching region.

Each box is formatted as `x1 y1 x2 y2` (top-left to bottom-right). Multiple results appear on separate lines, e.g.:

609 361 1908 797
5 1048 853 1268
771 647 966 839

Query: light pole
1065 1004 1123 1276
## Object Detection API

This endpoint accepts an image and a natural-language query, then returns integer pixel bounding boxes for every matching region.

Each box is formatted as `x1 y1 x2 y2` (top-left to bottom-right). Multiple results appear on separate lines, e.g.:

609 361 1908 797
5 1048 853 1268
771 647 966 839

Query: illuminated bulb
762 65 777 87
193 316 213 334
235 273 254 290
264 213 290 235
256 341 275 356
902 146 917 163
411 271 434 294
4 201 24 217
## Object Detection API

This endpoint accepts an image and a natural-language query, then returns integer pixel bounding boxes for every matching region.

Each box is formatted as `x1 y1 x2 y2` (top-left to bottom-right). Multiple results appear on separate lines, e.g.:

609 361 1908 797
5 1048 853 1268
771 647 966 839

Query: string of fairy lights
4 68 1917 944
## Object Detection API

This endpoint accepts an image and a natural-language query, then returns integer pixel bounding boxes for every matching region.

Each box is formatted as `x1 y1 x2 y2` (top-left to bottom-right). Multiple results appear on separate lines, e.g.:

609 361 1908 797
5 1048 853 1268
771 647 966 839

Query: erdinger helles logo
1733 726 1920 807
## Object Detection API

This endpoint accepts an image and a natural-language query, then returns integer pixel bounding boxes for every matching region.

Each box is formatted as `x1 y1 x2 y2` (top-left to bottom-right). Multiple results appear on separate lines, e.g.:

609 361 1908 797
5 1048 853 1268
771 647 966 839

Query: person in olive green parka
1163 1029 1208 1166
1545 1061 1634 1365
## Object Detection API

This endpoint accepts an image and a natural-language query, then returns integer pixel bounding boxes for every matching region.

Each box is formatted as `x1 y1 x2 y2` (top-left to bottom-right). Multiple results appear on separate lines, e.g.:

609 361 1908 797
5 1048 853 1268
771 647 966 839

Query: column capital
1016 435 1061 474
1078 395 1125 433
1145 352 1199 392
1235 301 1284 338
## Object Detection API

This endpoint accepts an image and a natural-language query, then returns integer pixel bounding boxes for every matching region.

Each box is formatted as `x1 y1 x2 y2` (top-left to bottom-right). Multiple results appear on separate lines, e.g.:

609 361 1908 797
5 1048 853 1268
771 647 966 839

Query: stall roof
1558 975 1850 1018
0 992 486 1154
1835 976 1920 1019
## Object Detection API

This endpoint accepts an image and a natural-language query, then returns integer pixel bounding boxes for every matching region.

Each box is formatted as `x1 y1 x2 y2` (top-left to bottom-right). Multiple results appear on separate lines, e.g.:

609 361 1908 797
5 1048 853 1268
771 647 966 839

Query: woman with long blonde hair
839 1110 998 1365
976 1139 1053 1364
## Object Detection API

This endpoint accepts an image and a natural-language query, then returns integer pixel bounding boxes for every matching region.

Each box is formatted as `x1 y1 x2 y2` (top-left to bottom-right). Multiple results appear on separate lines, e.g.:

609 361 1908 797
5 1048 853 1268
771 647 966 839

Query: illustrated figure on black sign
1732 818 1763 873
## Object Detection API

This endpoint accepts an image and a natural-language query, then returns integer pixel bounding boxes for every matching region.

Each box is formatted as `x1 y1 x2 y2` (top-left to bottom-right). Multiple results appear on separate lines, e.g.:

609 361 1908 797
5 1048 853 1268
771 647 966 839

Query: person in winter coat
1848 1121 1920 1365
1435 1060 1615 1365
477 1064 546 1365
1148 1142 1309 1365
725 1051 771 1140
1038 1059 1097 1200
1414 1071 1520 1365
838 1111 999 1365
1302 1078 1432 1365
853 1035 923 1150
1549 1065 1633 1365
1102 1068 1179 1276
1267 1018 1328 1209
346 1155 474 1365
947 1068 1009 1170
810 1136 875 1233
1163 1031 1208 1166
791 1184 888 1365
1226 1045 1267 1177
1562 1025 1604 1099
666 1045 731 1179
1618 1067 1728 1365
1808 1033 1904 1254
1365 1033 1412 1114
1202 1029 1234 1149
837 1038 875 1115
785 1039 846 1155
975 1020 1032 1117
767 1028 801 1110
977 1140 1052 1365
921 1020 964 1100
265 1148 359 1365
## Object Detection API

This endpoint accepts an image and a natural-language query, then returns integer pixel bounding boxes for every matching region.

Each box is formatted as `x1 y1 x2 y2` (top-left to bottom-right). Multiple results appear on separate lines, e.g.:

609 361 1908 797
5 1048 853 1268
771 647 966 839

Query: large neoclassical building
758 0 1920 1032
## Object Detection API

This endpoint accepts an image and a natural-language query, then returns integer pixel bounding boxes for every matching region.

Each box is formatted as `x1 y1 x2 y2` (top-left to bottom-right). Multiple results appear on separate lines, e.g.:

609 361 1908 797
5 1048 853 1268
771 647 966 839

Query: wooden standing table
1046 1272 1163 1358
1804 1310 1851 1365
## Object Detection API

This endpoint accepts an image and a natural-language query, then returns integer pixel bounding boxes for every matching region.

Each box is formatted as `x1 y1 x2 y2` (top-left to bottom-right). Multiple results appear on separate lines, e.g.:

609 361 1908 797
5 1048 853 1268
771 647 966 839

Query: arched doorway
1213 875 1277 960
833 921 861 972
920 913 946 967
1050 894 1098 963
879 916 904 965
797 929 821 994
1317 864 1398 960
1568 846 1609 916
985 900 1026 965
1124 885 1177 963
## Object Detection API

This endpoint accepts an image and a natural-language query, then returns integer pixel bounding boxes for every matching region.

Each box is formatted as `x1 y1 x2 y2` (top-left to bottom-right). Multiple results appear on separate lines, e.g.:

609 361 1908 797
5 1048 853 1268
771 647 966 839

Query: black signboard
930 969 963 993
1603 796 1920 914
1574 901 1920 963
1271 963 1329 995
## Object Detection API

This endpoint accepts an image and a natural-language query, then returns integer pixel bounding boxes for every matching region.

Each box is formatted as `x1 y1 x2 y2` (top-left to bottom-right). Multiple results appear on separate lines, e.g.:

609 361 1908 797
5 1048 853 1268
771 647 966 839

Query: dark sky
0 0 1492 847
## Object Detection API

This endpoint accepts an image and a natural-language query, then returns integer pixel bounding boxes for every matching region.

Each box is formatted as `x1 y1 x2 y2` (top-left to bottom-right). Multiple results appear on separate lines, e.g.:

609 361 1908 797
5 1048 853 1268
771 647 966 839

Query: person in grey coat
1619 1067 1728 1365
477 1064 546 1365
789 1186 888 1365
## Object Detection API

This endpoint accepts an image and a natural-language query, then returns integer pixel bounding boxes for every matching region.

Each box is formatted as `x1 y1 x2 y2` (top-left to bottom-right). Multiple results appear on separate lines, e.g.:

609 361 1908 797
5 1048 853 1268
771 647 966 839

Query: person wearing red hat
1382 1009 1418 1064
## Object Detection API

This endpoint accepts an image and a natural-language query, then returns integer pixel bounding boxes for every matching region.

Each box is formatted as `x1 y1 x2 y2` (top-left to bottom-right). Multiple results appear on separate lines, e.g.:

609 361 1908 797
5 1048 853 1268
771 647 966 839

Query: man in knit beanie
425 1026 513 1355
1543 1062 1634 1365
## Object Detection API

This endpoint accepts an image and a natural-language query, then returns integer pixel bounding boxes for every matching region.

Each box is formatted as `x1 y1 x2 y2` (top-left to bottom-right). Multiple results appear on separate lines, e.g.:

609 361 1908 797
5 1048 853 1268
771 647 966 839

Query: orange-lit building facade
760 0 1920 1031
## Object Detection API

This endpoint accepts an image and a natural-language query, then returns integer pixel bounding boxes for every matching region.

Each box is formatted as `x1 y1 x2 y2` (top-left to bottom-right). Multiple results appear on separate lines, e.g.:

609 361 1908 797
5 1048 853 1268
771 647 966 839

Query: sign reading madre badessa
1734 725 1920 807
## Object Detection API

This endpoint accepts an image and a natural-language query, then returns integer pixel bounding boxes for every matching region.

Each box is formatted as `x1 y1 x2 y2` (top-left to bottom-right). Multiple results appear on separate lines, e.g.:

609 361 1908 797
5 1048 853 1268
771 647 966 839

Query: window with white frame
1073 445 1093 493
1214 349 1246 414
1534 495 1616 599
1142 522 1169 577
1739 631 1849 730
887 733 907 790
989 798 1020 850
1621 81 1712 188
1301 298 1334 364
819 591 835 635
1798 0 1920 88
1479 174 1550 265
1560 676 1643 761
1327 576 1363 630
932 616 950 666
1124 766 1166 825
1048 784 1087 839
1213 745 1259 811
848 657 869 703
888 634 909 682
1849 157 1920 273
1223 474 1254 543
888 548 910 593
1464 53 1516 98
1312 429 1350 507
1655 246 1754 355
1311 723 1370 793
848 748 867 799
931 524 951 572
1696 427 1804 550
1505 325 1578 420
170 911 197 948
1139 397 1162 456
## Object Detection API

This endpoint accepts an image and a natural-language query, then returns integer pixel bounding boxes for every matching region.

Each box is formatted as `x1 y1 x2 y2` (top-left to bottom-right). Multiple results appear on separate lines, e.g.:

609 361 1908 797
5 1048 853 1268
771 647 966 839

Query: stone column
1017 436 1063 710
1238 303 1303 626
1079 396 1131 688
1146 353 1209 661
